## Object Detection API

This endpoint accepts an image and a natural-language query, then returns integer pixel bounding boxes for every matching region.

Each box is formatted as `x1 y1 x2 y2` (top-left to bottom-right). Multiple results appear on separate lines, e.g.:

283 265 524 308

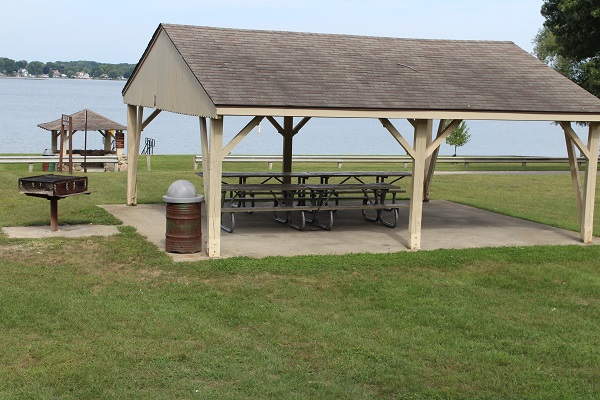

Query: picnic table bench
219 182 406 232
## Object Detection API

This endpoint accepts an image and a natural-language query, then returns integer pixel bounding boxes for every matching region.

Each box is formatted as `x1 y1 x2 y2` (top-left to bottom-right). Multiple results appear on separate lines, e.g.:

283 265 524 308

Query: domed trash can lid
163 180 204 203
43 149 53 156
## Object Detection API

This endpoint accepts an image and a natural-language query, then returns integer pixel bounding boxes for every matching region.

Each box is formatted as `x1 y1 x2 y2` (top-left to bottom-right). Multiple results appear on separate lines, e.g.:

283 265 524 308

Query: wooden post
408 119 432 249
199 117 210 210
206 117 224 258
282 116 294 184
50 198 58 232
581 122 600 243
424 119 445 201
51 130 58 153
126 105 142 205
564 129 583 223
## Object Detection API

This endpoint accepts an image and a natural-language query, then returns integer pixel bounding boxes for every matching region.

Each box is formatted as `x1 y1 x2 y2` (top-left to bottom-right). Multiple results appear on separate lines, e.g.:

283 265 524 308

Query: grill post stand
50 197 59 232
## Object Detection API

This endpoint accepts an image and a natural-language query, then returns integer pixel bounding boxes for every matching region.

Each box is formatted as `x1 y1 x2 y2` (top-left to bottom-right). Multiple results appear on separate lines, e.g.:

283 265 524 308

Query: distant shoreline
0 76 125 81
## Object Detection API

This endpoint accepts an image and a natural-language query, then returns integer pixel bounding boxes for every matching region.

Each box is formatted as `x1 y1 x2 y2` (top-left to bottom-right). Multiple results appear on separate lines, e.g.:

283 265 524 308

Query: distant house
74 71 90 79
17 68 28 77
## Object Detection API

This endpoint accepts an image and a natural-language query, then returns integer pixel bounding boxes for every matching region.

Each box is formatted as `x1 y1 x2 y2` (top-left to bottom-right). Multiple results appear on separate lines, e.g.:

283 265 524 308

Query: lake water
0 77 588 157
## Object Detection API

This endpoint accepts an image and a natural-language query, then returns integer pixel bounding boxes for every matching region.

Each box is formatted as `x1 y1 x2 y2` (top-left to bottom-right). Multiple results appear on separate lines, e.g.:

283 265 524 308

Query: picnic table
197 170 411 185
197 171 410 232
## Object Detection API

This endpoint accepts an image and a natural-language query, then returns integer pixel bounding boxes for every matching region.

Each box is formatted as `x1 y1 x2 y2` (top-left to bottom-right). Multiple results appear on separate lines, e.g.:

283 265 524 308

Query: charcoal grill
18 174 90 231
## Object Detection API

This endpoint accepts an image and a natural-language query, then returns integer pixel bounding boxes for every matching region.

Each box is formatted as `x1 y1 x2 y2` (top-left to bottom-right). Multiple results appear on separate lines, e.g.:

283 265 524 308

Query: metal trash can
42 149 54 172
163 180 204 253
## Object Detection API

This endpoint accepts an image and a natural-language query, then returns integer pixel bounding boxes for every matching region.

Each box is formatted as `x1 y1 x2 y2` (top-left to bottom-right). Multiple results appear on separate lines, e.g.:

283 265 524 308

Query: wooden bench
220 183 406 232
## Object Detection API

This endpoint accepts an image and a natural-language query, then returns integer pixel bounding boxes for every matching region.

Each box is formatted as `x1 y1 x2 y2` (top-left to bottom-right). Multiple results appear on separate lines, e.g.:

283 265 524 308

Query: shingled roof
38 109 127 131
123 24 600 117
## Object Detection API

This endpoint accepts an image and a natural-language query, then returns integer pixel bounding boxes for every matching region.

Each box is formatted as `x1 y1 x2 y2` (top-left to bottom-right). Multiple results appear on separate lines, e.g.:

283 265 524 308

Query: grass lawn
0 157 599 399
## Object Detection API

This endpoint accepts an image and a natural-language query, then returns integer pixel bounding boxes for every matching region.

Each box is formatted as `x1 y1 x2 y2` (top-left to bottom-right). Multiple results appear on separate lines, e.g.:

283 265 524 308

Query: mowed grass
1 156 599 399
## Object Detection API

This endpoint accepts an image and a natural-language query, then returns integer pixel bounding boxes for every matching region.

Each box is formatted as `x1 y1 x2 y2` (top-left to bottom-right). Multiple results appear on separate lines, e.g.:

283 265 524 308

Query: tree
541 0 600 60
445 121 471 156
27 61 44 76
0 57 18 75
536 0 600 98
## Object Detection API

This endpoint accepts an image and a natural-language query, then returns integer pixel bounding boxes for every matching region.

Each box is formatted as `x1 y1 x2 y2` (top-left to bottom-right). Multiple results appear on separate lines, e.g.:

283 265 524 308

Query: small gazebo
38 109 127 157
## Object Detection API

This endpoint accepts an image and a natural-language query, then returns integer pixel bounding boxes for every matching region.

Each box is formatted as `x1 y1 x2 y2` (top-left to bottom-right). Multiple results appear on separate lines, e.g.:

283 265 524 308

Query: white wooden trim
379 118 416 159
207 118 224 258
222 116 264 157
408 119 432 249
216 107 600 122
581 122 600 243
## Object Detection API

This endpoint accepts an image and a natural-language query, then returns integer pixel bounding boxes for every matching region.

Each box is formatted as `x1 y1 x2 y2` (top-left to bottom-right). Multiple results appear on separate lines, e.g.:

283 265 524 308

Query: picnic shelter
122 23 600 258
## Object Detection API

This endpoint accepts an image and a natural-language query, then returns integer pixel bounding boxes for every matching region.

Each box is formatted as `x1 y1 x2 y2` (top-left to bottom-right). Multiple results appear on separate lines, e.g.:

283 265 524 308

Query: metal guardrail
193 155 587 170
0 155 119 172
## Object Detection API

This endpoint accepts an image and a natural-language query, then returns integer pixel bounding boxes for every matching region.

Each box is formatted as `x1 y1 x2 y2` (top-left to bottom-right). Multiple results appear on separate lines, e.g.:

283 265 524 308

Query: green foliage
26 61 44 76
445 120 471 156
0 57 18 75
0 56 135 79
536 1 600 98
541 0 600 60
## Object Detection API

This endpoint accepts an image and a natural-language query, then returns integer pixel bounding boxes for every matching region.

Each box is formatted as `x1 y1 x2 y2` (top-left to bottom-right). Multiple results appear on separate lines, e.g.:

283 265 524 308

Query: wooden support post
408 119 432 249
282 117 294 183
424 119 445 201
146 155 151 171
51 130 58 153
206 117 224 258
126 105 142 205
199 117 210 210
564 129 583 223
581 122 600 243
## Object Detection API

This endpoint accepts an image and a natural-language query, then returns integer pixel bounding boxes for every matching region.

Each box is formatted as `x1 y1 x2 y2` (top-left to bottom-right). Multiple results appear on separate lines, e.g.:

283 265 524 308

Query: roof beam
217 107 600 122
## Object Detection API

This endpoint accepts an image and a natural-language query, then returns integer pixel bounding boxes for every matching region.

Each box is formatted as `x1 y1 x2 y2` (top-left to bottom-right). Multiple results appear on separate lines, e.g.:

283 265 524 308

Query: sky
1 0 546 64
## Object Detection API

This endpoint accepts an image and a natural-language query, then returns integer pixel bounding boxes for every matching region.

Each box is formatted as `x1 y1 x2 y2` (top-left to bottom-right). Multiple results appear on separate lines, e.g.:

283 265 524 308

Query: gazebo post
207 117 224 258
51 130 58 153
127 105 143 205
408 119 432 249
199 117 210 211
282 116 294 183
581 122 600 243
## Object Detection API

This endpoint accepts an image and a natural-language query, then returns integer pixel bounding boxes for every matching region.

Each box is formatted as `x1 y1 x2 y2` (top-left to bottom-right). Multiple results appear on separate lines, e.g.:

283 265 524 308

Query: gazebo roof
37 109 127 131
123 24 600 119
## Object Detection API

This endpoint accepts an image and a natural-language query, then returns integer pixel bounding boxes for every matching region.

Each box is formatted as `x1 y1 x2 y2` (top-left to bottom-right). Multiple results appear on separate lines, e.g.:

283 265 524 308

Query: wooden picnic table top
199 171 411 178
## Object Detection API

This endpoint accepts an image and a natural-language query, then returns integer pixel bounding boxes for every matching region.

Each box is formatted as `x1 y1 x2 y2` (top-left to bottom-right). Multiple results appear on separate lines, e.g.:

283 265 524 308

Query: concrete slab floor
99 201 594 261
